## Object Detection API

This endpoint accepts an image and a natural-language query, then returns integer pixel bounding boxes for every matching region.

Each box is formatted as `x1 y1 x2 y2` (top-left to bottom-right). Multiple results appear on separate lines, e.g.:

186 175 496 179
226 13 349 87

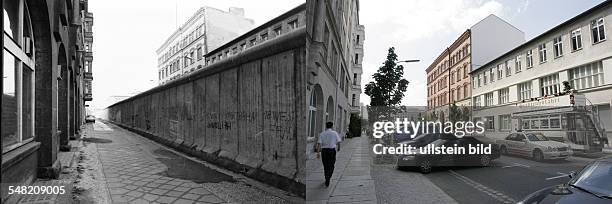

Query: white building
156 7 254 85
471 1 612 152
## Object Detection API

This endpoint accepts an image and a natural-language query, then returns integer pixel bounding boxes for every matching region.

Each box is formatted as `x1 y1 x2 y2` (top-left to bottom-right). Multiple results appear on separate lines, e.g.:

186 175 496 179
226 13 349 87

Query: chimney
228 7 245 17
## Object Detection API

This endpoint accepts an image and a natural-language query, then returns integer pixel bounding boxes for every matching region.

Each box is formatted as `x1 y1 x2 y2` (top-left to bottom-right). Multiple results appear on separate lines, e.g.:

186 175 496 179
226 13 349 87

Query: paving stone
189 188 213 195
130 198 149 204
181 193 200 200
150 189 169 195
126 190 145 198
166 190 184 197
143 193 160 202
198 195 224 203
174 198 195 204
156 196 177 203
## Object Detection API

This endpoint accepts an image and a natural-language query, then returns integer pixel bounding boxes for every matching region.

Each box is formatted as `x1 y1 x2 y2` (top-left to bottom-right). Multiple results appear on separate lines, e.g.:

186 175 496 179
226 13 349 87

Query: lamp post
398 59 420 63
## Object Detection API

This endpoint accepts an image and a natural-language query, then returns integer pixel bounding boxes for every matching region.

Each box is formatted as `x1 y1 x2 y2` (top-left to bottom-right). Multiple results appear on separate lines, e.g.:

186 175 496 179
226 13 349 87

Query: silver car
497 132 571 161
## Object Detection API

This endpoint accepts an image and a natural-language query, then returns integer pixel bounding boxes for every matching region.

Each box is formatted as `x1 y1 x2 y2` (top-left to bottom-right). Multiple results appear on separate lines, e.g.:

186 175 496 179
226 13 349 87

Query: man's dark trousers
321 148 337 184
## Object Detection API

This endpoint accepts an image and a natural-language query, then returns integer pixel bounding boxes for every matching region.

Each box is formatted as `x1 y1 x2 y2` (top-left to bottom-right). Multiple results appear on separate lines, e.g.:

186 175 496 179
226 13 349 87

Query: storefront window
2 51 18 150
2 0 36 153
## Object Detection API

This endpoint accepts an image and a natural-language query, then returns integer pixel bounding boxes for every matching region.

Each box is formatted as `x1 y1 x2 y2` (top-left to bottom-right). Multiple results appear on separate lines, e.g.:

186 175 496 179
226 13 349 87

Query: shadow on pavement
152 149 236 183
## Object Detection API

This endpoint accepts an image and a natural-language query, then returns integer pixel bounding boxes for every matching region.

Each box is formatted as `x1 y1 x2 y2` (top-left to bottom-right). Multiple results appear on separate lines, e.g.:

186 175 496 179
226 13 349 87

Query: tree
449 102 460 123
347 114 362 138
364 47 409 107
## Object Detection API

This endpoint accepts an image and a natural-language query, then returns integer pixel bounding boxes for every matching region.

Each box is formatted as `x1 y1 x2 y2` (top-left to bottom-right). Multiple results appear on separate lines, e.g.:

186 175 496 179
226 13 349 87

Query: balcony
84 31 93 41
84 72 93 80
84 93 92 101
84 51 93 61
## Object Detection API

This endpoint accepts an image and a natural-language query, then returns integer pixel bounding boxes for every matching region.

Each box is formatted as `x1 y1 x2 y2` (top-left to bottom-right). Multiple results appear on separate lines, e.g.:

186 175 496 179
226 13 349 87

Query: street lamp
398 59 420 63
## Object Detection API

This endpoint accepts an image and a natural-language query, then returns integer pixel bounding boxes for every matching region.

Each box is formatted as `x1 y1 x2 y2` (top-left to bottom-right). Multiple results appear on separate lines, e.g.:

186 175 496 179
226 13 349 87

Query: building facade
471 1 612 144
426 15 524 121
156 7 254 85
2 0 93 202
306 0 364 159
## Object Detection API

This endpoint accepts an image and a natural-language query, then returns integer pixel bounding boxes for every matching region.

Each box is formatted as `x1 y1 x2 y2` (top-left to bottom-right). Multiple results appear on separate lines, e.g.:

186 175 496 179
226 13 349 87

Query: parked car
497 132 571 161
396 136 500 173
518 156 612 204
398 133 457 148
85 115 96 123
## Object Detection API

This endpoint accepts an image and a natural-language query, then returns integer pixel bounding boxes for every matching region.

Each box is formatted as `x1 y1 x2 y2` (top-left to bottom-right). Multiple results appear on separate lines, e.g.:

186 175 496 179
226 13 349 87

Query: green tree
347 114 362 138
449 102 461 122
364 47 409 107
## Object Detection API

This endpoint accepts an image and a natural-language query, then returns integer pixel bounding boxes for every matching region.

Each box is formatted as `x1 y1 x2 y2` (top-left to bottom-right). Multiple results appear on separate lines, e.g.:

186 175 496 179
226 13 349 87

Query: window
288 19 298 30
540 74 559 96
240 43 246 51
489 68 494 83
522 115 562 130
485 116 495 130
260 33 268 41
515 55 522 73
273 26 282 36
477 74 482 87
568 61 605 90
591 17 606 44
456 70 461 82
3 0 36 152
473 96 481 107
518 81 532 101
354 53 359 64
196 48 202 61
526 50 533 68
505 61 511 77
553 36 563 58
499 115 511 131
249 38 257 46
485 92 494 106
463 65 468 78
463 84 469 99
538 43 547 63
499 88 509 104
571 28 583 51
497 64 503 80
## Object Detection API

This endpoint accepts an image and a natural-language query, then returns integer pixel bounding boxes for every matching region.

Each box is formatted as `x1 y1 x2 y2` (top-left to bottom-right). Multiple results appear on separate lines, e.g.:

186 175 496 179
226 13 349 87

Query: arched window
3 0 36 151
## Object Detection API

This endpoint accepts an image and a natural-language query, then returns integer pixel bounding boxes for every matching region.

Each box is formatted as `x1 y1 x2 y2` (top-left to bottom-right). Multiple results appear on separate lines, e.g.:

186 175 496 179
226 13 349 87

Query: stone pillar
58 66 71 151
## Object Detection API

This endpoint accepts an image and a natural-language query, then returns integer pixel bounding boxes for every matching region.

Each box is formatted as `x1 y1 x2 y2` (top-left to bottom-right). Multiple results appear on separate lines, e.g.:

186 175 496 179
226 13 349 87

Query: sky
88 0 304 110
358 0 606 106
89 0 606 110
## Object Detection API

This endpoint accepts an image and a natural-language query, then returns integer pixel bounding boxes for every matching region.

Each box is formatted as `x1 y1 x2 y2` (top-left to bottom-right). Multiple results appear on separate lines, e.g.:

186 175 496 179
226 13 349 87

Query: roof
471 0 611 74
205 3 306 57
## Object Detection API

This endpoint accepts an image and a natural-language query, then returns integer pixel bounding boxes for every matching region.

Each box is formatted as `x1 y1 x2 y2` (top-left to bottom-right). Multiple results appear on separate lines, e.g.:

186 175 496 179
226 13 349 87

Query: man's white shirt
318 129 341 149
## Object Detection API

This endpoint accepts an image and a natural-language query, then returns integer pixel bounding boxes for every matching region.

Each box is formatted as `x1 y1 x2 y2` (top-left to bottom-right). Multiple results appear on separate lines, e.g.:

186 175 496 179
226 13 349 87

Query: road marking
448 170 516 204
501 162 530 168
545 172 570 180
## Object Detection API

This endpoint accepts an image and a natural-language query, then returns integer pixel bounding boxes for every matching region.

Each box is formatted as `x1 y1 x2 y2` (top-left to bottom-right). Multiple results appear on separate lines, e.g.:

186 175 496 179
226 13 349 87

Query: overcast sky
359 0 605 106
88 0 303 110
90 0 605 110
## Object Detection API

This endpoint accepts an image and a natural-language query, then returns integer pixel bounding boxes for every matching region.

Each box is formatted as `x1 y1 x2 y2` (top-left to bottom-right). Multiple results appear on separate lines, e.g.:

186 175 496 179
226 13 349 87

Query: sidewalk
305 136 377 203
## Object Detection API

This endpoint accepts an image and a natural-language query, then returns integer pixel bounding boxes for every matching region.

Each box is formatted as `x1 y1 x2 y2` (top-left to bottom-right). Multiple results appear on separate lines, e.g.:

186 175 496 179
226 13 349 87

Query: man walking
317 122 341 187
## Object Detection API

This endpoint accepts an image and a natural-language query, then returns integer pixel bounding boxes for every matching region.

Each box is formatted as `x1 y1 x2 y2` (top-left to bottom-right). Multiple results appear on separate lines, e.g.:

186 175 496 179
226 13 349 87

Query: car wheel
479 155 492 166
533 149 544 161
418 159 432 173
500 145 508 155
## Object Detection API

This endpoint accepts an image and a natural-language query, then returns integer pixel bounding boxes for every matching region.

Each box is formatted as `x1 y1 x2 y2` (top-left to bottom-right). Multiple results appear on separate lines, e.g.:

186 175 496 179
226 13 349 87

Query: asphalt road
380 155 593 204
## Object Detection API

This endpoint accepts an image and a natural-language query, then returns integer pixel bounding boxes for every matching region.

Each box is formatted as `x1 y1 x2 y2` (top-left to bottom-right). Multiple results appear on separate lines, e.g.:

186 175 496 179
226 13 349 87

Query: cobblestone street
87 121 298 203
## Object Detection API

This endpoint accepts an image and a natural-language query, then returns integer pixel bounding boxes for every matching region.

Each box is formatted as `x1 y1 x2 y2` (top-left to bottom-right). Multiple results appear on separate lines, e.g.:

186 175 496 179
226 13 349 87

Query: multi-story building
471 1 612 152
306 0 364 159
83 8 94 105
426 15 524 121
156 7 254 85
2 0 93 202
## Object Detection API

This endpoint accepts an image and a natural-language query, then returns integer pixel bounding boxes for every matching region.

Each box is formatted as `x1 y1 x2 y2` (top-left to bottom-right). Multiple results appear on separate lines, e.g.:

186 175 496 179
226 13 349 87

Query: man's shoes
325 180 330 187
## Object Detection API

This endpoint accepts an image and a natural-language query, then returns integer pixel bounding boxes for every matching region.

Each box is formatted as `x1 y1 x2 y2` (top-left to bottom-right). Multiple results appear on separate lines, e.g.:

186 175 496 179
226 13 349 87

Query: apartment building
306 0 364 159
471 1 612 152
426 15 525 121
156 7 254 85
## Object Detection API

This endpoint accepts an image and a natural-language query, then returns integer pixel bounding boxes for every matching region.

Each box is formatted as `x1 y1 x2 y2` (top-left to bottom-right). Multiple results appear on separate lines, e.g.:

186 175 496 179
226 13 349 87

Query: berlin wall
107 28 306 196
